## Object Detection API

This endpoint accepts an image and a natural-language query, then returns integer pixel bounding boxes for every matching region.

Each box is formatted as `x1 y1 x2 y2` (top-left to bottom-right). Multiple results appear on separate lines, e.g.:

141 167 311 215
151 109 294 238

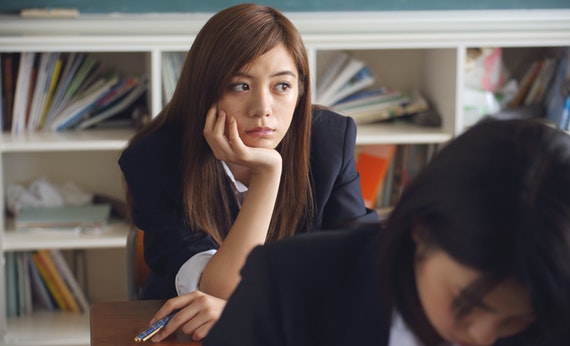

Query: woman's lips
246 127 275 137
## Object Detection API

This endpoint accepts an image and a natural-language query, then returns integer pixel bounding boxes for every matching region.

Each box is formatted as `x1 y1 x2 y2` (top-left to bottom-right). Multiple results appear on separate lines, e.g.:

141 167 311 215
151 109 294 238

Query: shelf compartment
315 48 458 136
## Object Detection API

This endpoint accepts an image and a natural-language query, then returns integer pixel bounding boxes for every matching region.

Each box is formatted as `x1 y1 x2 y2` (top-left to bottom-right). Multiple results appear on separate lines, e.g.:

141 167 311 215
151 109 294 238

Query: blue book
562 96 570 131
545 47 570 128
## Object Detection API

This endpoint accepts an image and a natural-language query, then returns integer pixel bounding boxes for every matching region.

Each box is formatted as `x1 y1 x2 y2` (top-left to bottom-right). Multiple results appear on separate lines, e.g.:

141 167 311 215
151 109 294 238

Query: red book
356 145 396 209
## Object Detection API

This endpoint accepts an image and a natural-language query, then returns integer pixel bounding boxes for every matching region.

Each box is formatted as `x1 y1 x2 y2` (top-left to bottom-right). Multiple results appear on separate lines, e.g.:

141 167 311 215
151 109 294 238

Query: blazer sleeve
202 246 286 346
118 129 218 288
204 227 391 346
310 108 380 230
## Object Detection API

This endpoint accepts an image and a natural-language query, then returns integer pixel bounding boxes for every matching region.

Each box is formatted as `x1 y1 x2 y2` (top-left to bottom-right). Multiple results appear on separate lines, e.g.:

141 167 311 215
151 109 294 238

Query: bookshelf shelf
356 123 452 145
2 220 130 252
0 9 568 346
0 129 133 152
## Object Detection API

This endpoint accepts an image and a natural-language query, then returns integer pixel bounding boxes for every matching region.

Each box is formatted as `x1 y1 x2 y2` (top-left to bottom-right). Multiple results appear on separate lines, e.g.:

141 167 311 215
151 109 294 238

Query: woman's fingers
203 104 218 135
149 291 226 342
204 107 235 160
191 320 218 341
226 115 248 156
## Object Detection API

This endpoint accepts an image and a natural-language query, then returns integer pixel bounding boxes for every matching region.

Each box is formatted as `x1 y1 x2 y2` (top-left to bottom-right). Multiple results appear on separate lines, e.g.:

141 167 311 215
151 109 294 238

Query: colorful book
337 90 429 125
28 52 60 131
356 145 396 209
161 52 184 102
43 54 98 129
328 66 375 106
17 252 33 316
39 55 63 129
11 52 36 134
524 58 556 106
24 62 38 129
334 89 403 111
43 53 85 127
35 250 80 313
1 53 16 130
545 48 570 129
75 78 147 130
317 55 367 106
49 249 90 312
316 51 350 97
50 71 120 131
31 252 68 311
6 252 18 317
28 253 56 311
0 54 4 129
562 96 570 131
509 60 542 108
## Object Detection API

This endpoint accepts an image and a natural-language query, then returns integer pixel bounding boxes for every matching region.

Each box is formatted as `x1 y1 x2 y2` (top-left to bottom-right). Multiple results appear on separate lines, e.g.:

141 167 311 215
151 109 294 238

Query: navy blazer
118 108 380 299
203 225 391 346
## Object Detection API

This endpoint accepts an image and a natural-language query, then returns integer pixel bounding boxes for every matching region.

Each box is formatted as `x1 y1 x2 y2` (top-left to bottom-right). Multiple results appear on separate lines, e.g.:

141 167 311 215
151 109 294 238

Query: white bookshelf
0 9 569 346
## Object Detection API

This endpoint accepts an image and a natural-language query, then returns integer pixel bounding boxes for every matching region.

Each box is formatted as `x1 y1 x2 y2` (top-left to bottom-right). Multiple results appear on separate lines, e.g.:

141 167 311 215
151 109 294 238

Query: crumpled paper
5 177 93 215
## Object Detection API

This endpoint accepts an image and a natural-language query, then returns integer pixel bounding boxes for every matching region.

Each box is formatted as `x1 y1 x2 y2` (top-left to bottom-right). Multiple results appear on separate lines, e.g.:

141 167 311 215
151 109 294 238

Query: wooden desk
91 300 201 346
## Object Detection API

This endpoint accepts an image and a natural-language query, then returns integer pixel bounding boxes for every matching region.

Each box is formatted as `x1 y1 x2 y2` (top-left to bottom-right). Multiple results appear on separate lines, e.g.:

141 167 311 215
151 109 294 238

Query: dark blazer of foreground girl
204 118 570 346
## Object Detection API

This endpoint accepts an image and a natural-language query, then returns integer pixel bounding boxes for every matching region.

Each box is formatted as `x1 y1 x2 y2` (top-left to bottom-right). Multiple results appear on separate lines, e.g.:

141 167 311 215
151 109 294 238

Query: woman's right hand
149 290 227 342
203 105 282 173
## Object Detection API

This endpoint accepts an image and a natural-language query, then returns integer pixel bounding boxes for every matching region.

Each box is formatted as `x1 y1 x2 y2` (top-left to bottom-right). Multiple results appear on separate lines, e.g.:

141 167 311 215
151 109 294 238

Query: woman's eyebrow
234 70 297 79
271 70 297 78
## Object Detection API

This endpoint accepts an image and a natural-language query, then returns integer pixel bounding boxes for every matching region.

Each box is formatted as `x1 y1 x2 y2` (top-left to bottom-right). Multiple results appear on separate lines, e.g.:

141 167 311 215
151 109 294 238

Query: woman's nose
249 89 271 117
467 318 499 346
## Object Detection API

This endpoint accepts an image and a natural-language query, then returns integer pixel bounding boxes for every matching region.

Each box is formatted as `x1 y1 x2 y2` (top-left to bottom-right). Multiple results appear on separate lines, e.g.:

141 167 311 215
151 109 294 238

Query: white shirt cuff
175 249 217 295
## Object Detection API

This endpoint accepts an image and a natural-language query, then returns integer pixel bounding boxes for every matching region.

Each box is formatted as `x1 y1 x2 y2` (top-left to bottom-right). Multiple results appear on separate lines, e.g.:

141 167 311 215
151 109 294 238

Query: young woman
202 118 570 346
118 3 378 340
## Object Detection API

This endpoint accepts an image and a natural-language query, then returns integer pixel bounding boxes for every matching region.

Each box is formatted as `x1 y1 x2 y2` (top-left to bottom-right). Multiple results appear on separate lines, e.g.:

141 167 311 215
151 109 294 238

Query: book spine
76 79 146 130
27 253 57 311
51 73 119 131
356 145 396 209
2 53 15 130
39 56 63 129
317 57 366 106
11 52 36 134
31 252 69 311
44 52 84 127
49 249 90 313
35 250 81 313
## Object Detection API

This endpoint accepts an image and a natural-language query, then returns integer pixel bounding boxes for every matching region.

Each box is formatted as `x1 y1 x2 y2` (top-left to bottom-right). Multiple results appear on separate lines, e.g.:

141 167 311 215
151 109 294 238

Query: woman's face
217 43 299 149
415 248 535 346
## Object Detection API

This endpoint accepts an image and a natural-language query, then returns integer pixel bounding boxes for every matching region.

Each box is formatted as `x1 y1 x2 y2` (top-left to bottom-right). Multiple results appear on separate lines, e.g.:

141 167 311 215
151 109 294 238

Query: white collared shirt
388 312 424 346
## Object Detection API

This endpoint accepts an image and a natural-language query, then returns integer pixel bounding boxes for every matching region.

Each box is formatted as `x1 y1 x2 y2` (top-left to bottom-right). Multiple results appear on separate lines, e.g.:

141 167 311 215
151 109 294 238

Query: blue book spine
562 95 570 131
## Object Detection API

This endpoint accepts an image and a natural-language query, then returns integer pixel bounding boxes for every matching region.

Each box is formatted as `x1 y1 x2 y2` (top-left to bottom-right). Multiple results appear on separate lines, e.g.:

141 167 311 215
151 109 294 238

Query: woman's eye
230 83 249 92
276 82 292 92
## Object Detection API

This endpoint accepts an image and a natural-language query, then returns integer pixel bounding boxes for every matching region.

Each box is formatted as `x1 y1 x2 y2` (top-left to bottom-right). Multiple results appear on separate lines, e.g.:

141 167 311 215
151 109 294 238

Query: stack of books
0 52 147 133
316 52 429 125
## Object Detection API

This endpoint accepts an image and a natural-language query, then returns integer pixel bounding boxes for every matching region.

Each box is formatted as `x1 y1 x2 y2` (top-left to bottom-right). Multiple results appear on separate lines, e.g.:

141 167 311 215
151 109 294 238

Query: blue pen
134 311 176 342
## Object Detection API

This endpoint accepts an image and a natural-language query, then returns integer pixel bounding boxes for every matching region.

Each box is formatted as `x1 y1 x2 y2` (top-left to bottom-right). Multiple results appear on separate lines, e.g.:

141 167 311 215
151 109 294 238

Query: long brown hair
127 4 314 244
